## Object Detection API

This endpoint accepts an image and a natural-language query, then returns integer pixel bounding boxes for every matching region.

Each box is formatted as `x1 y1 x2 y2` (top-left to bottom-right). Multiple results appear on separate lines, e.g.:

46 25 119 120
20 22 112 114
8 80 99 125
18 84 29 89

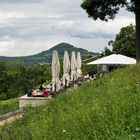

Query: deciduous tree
81 0 140 61
108 24 136 57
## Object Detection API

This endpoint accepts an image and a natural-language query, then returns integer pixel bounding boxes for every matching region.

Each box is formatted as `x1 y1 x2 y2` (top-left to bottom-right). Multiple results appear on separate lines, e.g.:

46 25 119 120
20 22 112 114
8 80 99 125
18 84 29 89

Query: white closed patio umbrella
77 52 82 77
63 51 70 87
52 50 61 92
71 51 77 82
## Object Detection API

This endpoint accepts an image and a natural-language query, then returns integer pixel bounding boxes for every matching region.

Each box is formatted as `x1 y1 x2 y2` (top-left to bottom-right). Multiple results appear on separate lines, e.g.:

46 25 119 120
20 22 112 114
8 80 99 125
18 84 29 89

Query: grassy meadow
0 98 18 115
1 64 140 139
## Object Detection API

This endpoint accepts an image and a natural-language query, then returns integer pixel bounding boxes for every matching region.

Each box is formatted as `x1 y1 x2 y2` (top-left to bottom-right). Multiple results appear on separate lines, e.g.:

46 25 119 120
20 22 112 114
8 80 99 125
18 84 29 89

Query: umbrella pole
65 78 67 89
55 82 56 93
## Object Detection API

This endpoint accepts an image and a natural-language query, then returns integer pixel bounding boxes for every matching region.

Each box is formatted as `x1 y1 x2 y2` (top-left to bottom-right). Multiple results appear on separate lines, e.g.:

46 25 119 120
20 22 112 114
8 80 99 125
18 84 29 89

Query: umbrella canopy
62 51 70 87
52 50 61 92
77 52 82 77
87 54 136 65
71 51 77 81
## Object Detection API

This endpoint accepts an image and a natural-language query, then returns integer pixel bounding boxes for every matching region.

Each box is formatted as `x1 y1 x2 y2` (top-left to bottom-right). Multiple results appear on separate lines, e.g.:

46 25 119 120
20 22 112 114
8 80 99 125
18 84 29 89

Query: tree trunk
135 0 140 61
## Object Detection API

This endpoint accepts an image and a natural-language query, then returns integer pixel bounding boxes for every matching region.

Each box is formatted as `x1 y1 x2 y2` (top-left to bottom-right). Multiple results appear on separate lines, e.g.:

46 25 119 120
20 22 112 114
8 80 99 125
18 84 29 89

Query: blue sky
0 0 135 56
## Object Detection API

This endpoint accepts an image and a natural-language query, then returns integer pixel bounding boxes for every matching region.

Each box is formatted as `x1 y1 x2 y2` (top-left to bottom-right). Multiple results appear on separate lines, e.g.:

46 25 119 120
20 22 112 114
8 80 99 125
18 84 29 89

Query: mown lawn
0 98 19 115
1 64 140 139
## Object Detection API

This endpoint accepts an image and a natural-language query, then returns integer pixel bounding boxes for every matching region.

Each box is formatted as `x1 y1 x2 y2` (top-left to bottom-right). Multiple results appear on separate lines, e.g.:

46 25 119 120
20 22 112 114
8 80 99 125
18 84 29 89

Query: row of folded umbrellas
52 50 82 92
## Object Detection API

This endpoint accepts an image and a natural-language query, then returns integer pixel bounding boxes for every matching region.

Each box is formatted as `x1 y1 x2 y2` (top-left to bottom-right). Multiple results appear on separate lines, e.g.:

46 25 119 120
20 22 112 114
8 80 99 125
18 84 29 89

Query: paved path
0 109 24 126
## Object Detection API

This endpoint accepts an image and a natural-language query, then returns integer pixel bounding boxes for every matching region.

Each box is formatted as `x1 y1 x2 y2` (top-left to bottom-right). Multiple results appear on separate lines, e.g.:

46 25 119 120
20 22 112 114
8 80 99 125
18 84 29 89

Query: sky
0 0 135 56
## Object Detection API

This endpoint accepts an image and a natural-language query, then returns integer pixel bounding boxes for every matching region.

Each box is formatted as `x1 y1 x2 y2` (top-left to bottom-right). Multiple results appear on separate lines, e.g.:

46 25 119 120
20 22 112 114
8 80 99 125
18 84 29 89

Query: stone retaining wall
19 95 53 108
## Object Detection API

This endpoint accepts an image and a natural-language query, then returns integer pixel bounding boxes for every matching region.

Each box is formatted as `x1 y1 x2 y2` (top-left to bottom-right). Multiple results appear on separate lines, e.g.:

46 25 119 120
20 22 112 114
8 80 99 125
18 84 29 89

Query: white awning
87 54 136 65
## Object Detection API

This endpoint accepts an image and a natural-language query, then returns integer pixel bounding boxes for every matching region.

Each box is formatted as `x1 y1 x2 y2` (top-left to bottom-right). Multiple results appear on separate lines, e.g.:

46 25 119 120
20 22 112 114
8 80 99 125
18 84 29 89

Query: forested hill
0 42 99 66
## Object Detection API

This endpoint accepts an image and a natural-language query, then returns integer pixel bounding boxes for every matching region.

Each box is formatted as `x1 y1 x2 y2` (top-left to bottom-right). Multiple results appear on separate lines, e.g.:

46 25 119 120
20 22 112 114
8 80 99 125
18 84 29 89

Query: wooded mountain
0 42 99 66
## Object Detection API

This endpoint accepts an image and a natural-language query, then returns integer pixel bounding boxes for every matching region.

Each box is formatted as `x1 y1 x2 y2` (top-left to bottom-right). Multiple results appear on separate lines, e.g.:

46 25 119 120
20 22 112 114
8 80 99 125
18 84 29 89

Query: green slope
1 64 140 139
0 98 18 115
0 43 99 66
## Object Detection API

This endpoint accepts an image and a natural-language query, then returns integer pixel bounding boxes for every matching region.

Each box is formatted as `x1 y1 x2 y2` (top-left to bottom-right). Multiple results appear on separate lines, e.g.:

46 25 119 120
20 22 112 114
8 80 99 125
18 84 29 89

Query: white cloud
0 0 43 3
0 0 135 56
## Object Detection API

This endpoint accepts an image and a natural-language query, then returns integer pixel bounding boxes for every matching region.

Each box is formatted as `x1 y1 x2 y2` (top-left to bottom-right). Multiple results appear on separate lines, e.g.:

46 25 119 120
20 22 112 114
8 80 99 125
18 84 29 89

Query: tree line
0 59 98 100
102 24 136 58
0 61 51 100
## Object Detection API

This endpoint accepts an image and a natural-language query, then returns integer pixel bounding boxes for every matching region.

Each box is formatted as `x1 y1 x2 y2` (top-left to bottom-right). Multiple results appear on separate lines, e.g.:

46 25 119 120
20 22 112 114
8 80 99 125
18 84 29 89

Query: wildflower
63 129 66 133
136 81 140 86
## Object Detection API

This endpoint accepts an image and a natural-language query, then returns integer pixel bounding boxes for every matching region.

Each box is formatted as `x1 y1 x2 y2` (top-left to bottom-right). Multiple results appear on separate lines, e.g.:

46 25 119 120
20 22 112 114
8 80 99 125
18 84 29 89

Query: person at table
27 89 33 97
42 89 49 96
39 84 45 91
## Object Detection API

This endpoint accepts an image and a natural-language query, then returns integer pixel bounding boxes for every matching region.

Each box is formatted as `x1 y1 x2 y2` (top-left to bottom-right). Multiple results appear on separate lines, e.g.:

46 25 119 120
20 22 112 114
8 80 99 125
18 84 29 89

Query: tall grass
0 98 18 115
1 64 140 139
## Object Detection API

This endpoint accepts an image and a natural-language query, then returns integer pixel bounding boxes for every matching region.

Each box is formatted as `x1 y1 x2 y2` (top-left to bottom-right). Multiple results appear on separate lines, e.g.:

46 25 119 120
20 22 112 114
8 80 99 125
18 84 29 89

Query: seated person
27 90 33 97
80 75 84 81
77 80 82 86
48 83 56 93
60 83 65 91
88 70 96 78
93 74 97 80
47 84 52 92
39 84 45 91
69 81 74 87
42 89 49 96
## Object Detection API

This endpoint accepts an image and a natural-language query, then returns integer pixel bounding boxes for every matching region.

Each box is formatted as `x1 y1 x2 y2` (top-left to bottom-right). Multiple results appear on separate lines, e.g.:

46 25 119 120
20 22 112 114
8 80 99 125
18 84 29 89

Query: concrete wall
19 95 53 108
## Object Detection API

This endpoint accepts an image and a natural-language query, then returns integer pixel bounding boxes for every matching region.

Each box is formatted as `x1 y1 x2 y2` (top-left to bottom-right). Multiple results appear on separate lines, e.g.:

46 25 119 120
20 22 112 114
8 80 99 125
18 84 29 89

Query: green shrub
0 98 18 115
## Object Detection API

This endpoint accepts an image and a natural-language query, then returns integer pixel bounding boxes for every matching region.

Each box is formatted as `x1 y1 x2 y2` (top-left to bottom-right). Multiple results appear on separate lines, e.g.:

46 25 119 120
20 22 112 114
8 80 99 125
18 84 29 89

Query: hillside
0 99 18 115
1 64 140 139
0 43 99 66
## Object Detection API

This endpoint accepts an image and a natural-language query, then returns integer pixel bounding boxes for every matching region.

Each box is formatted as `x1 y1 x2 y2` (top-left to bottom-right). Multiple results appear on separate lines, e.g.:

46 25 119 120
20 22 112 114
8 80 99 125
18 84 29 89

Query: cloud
0 0 135 56
0 35 110 56
0 0 43 3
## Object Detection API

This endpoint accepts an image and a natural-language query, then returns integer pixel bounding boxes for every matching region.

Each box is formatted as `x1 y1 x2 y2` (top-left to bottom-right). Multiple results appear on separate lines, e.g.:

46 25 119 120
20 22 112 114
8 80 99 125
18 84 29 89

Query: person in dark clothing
27 90 33 97
50 84 53 92
39 84 45 91
88 70 96 78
